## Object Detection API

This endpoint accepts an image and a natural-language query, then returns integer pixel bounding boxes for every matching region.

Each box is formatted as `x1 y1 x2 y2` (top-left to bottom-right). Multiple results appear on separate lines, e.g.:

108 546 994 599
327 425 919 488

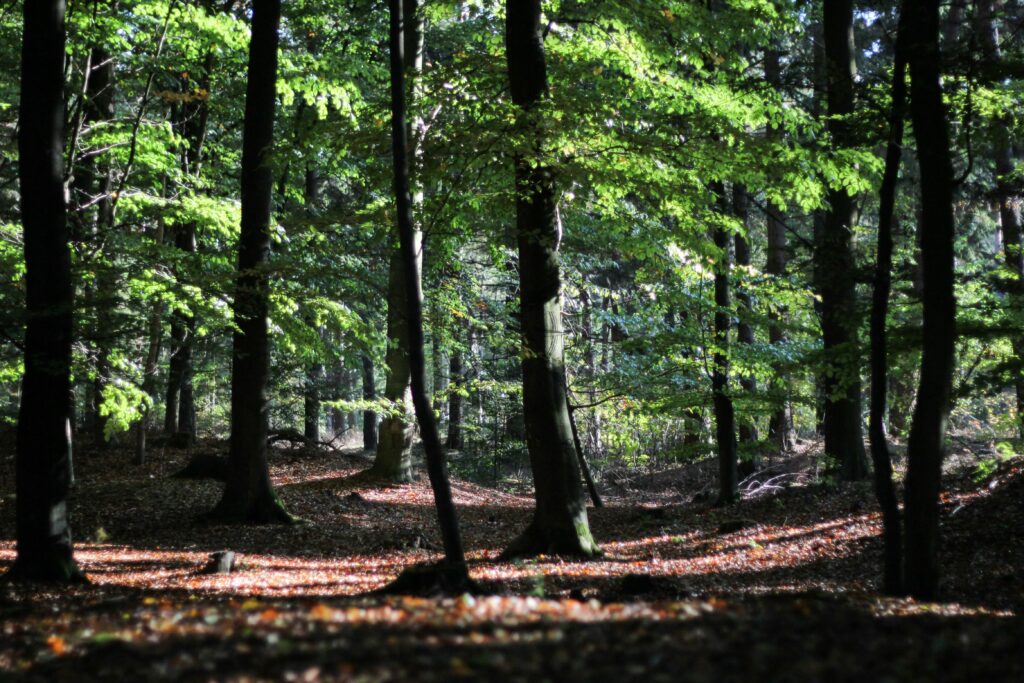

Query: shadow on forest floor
0 439 1021 680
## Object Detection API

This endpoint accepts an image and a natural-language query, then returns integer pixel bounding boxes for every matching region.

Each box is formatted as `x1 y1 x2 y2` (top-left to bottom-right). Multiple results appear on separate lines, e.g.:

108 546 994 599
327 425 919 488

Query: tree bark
135 222 166 465
210 0 290 523
764 48 796 452
869 8 909 596
388 0 468 571
819 0 868 481
7 0 85 582
361 354 378 450
712 183 738 505
733 184 759 478
373 0 425 483
446 340 464 449
903 0 957 601
502 0 599 558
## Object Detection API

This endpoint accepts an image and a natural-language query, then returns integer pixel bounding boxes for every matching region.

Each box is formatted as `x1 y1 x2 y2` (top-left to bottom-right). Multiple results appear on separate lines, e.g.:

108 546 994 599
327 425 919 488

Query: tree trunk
819 0 868 481
388 0 468 571
174 225 197 443
135 222 166 465
733 184 759 478
163 315 184 435
903 0 957 601
210 0 290 524
7 0 84 583
302 169 323 444
373 249 416 481
712 184 738 505
373 0 425 483
977 0 1024 439
764 48 796 452
869 8 909 596
502 0 599 558
446 344 464 449
361 354 378 450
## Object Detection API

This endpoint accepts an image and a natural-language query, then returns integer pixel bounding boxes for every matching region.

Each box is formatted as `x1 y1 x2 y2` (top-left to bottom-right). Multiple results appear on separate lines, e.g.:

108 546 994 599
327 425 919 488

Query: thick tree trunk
712 184 738 505
869 9 909 596
502 0 599 558
373 0 425 483
819 0 868 481
977 0 1024 439
210 0 290 523
361 354 378 450
373 249 416 481
7 0 84 583
388 0 468 571
733 184 759 478
764 48 796 452
903 0 957 601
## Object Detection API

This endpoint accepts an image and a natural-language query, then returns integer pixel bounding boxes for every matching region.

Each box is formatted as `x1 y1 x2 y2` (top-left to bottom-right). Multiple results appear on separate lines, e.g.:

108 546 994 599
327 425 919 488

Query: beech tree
903 0 957 601
6 0 84 582
501 0 599 558
210 0 290 523
818 0 868 481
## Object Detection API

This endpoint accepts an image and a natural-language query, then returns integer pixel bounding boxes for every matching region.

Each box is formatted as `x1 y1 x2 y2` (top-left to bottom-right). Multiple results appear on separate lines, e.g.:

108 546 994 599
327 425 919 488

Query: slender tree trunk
712 184 738 505
502 0 599 558
210 0 290 523
819 0 868 481
903 0 957 601
977 0 1024 439
135 222 166 465
7 0 84 582
446 344 464 449
362 354 378 450
733 184 759 477
869 8 909 595
163 315 184 435
302 169 323 444
388 0 468 571
174 225 197 443
764 48 796 452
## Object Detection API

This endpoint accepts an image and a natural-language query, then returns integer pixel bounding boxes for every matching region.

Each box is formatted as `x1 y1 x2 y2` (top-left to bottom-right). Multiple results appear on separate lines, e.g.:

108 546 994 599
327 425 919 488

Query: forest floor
0 435 1022 681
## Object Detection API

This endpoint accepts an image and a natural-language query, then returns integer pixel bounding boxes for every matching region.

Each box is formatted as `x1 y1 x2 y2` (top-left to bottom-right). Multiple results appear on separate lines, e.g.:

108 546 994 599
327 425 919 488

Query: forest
1 0 1022 680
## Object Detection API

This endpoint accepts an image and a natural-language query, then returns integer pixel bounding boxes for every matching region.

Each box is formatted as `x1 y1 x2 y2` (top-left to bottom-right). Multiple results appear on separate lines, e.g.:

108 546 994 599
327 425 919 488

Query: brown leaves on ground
0 441 1021 681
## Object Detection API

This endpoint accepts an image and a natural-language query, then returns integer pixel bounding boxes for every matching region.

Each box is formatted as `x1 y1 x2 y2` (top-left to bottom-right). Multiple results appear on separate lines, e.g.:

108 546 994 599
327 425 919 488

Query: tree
501 0 599 558
763 47 796 453
372 0 425 483
818 0 868 481
869 7 909 596
902 0 957 601
5 0 85 582
713 183 738 505
210 0 291 523
733 184 759 476
387 0 470 585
